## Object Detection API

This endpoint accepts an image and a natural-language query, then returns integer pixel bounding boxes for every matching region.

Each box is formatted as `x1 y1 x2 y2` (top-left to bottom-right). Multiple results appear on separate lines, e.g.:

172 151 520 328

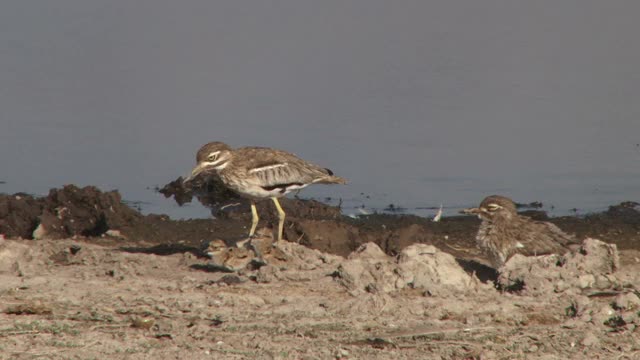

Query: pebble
577 274 595 289
335 349 349 358
614 292 640 311
581 332 600 347
594 275 611 289
105 229 126 239
131 317 155 329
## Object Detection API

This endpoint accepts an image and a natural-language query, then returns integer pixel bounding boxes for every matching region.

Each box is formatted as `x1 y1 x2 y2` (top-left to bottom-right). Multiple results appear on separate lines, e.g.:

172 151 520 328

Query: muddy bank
1 184 639 263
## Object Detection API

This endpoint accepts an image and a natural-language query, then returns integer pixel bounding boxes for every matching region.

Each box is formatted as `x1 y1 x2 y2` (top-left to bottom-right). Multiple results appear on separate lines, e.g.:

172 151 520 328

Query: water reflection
1 1 639 219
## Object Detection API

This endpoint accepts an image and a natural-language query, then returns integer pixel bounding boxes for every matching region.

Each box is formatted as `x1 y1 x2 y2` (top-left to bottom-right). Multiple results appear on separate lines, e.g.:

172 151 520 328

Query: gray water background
1 1 639 219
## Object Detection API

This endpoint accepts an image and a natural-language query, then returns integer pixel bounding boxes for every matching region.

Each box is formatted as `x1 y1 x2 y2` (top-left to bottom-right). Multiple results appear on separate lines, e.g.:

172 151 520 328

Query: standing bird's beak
183 163 206 184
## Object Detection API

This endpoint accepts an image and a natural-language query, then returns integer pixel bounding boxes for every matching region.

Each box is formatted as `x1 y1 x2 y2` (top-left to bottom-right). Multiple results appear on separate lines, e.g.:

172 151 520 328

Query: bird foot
246 241 264 261
232 236 268 264
235 231 262 248
271 239 286 249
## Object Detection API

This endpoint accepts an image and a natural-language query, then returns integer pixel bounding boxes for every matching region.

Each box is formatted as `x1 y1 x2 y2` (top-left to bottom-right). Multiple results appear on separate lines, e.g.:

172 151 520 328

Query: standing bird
462 195 578 268
184 142 347 241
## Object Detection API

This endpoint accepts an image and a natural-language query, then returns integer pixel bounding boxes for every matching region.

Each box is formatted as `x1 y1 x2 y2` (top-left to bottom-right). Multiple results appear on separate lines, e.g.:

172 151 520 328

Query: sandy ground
2 185 640 359
1 233 639 360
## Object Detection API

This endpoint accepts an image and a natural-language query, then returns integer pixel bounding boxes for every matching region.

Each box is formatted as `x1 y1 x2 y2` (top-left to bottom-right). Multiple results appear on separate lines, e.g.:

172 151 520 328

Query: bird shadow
120 243 240 273
190 263 235 273
119 243 208 259
455 258 499 284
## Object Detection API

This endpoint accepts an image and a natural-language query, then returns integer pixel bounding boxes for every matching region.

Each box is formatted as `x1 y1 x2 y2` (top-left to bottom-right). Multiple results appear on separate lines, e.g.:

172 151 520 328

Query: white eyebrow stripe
215 161 229 170
249 163 288 173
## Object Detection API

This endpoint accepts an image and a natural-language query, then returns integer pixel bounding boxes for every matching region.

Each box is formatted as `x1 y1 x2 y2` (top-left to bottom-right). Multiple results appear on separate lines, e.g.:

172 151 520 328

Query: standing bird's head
183 142 234 184
462 195 518 222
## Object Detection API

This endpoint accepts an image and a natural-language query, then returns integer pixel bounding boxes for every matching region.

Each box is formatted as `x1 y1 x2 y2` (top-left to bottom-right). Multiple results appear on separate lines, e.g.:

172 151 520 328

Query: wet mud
2 181 638 261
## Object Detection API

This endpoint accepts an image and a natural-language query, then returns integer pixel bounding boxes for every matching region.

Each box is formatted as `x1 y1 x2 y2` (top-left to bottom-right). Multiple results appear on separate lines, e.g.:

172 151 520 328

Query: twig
380 326 496 340
0 330 41 337
220 202 242 210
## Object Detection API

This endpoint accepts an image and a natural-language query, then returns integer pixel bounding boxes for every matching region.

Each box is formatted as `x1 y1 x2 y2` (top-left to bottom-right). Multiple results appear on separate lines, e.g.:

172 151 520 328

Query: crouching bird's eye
487 204 501 211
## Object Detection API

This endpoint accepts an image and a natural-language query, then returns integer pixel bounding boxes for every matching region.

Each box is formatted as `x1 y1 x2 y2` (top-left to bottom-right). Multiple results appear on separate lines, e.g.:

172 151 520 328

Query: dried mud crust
0 237 639 359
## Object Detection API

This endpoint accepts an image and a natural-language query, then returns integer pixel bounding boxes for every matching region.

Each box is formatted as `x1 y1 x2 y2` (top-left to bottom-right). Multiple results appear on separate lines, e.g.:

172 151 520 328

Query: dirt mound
334 242 491 296
554 202 640 251
35 185 142 239
159 175 240 208
197 233 488 298
0 193 42 239
498 238 626 295
495 238 640 337
0 185 141 240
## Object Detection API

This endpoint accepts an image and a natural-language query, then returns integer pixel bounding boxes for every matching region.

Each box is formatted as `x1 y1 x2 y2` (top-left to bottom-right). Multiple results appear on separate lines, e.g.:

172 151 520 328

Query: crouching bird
462 195 578 268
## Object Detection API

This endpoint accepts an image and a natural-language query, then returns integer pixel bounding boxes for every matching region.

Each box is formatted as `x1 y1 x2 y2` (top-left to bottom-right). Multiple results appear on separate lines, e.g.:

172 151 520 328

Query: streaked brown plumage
462 195 577 268
184 141 347 241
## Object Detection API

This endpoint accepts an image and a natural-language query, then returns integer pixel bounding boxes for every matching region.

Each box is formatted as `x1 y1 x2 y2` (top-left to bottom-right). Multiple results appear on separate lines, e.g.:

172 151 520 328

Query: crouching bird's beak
460 207 480 215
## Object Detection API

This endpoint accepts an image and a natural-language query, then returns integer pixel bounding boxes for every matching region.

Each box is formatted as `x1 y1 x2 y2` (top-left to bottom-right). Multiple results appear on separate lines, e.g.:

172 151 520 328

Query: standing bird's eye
208 153 218 161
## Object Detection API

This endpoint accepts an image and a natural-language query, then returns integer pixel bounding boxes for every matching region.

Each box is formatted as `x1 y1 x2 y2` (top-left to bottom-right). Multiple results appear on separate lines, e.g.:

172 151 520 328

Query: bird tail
311 168 347 184
321 175 348 185
314 168 347 184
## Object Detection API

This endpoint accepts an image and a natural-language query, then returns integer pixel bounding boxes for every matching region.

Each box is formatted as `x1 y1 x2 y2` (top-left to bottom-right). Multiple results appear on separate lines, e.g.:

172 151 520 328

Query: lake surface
1 1 639 220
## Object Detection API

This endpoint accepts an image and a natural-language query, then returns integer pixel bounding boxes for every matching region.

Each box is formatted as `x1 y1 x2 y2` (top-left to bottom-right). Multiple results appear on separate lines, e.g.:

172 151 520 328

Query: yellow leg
249 201 259 237
271 197 286 241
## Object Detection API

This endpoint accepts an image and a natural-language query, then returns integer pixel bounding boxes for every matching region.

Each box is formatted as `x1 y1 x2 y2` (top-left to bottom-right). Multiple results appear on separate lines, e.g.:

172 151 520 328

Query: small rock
577 274 595 289
105 229 126 239
131 317 155 329
69 244 82 255
32 223 47 240
398 243 478 293
255 265 280 283
569 295 591 317
335 349 349 358
594 275 611 289
4 300 53 315
554 280 569 292
216 274 244 286
622 312 637 325
581 332 600 347
614 293 640 311
348 242 388 261
592 305 617 327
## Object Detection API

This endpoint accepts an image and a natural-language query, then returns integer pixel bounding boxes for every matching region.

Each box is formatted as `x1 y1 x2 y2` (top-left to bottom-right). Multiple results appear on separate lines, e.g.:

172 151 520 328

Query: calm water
1 1 639 219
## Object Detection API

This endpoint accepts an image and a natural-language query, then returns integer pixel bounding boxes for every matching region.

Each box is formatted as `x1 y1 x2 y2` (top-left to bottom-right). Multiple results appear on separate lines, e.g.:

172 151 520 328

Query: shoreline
1 184 638 258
